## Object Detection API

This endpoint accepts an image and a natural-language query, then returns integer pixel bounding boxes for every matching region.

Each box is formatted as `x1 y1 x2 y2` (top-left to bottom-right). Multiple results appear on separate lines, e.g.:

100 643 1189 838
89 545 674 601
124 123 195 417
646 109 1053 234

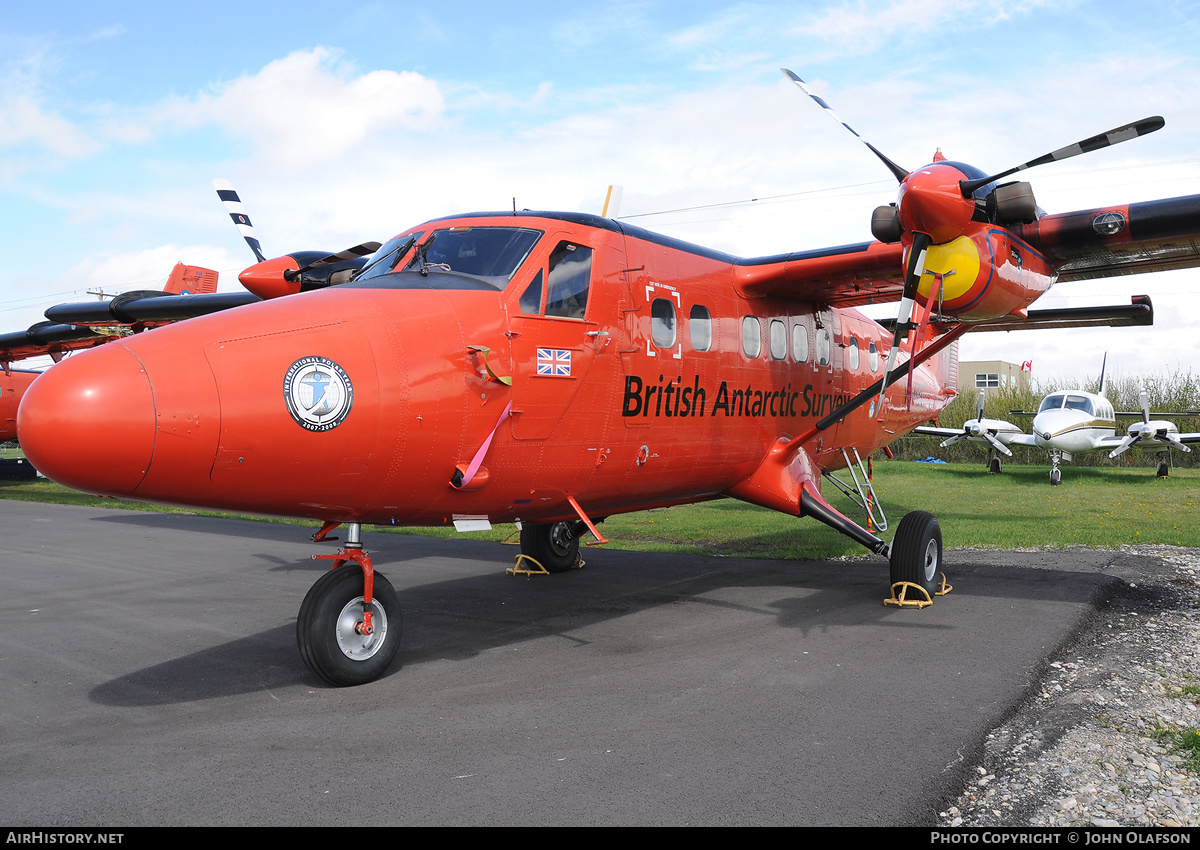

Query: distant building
958 360 1030 395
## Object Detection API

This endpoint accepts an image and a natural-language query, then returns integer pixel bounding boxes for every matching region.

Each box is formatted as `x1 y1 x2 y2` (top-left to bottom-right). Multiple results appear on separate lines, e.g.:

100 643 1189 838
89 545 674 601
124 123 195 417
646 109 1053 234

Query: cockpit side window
1039 394 1065 413
1065 395 1093 414
519 270 544 314
545 242 592 319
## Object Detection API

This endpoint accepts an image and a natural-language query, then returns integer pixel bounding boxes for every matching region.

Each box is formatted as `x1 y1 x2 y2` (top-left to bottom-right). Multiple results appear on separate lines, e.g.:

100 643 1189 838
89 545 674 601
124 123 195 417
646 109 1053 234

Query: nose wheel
298 526 402 686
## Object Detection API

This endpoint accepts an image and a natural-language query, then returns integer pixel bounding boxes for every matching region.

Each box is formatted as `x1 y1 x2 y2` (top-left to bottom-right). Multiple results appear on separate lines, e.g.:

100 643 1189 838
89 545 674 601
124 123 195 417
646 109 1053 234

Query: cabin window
769 320 787 360
868 340 879 372
545 242 592 319
651 298 677 348
847 336 860 370
792 323 809 363
741 317 761 358
519 270 543 314
690 305 712 352
815 328 831 366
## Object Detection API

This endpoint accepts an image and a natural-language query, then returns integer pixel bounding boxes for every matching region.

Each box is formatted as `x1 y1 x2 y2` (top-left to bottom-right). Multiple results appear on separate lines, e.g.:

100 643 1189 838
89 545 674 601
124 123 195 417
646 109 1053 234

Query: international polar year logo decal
284 356 354 432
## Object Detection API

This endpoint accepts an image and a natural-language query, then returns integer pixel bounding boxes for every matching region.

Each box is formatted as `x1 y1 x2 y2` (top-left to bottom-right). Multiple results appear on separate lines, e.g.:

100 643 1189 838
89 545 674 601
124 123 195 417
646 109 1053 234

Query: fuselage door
506 230 623 440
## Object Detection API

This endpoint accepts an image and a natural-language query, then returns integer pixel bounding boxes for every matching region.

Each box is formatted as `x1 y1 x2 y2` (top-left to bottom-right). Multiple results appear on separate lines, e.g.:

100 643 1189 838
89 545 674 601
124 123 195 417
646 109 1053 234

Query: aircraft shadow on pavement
88 535 1119 707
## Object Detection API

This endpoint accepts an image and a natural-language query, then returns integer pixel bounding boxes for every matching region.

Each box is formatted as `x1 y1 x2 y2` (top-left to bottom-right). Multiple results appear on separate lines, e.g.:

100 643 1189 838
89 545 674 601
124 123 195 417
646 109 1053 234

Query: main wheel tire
297 565 401 687
1050 468 1061 486
519 521 580 573
889 510 942 596
988 456 1002 475
1157 462 1170 478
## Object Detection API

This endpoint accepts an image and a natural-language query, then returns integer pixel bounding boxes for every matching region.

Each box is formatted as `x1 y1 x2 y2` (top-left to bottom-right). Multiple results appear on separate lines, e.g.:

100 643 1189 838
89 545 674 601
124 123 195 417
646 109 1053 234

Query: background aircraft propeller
213 179 266 263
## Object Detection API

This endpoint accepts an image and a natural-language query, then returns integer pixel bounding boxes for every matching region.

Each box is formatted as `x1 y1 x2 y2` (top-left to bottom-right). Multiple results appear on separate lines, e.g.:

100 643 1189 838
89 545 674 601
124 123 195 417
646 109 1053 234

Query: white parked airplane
916 381 1200 484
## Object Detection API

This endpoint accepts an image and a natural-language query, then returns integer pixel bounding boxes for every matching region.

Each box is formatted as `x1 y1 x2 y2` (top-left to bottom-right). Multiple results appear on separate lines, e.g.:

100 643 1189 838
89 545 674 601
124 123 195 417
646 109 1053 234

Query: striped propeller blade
960 117 1165 196
781 69 909 183
213 179 267 263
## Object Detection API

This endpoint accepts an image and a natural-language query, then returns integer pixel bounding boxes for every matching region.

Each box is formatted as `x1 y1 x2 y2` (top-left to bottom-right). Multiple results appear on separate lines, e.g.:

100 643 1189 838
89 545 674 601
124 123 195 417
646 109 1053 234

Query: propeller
282 242 382 282
780 70 908 183
939 390 1013 456
213 179 266 263
781 70 1166 414
958 117 1165 197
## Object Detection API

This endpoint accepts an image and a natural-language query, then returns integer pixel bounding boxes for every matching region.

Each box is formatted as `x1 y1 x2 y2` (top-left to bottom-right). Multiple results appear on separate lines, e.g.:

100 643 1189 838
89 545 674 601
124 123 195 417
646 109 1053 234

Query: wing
733 241 905 307
1 287 259 367
911 425 962 439
732 191 1200 306
1015 194 1200 281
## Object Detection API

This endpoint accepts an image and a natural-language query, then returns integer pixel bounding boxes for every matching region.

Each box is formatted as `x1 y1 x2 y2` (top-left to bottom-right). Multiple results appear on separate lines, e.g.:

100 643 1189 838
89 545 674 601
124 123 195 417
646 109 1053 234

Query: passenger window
689 304 712 352
847 337 860 370
769 320 786 360
545 242 592 319
792 323 809 363
651 298 677 348
816 328 831 366
519 270 543 315
742 317 761 358
868 340 878 372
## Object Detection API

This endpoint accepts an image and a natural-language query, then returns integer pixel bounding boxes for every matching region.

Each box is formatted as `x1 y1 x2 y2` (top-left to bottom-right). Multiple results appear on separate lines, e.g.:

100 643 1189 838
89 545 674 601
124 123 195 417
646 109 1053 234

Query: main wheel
1157 461 1170 478
1050 468 1061 486
297 565 401 686
889 510 942 595
519 521 580 573
988 456 1002 475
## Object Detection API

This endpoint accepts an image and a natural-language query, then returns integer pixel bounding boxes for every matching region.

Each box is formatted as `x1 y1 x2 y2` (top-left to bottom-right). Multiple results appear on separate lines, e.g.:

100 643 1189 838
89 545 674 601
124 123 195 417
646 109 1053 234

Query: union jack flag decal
536 348 572 377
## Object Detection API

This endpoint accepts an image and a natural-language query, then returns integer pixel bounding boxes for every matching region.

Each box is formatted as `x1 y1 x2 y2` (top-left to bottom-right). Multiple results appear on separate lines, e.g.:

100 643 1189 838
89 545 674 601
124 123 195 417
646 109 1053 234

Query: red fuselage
18 213 959 526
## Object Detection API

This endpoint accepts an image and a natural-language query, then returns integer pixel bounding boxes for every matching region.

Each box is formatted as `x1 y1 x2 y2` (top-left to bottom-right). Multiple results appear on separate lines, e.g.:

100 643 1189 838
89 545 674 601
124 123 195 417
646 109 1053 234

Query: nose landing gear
297 522 402 686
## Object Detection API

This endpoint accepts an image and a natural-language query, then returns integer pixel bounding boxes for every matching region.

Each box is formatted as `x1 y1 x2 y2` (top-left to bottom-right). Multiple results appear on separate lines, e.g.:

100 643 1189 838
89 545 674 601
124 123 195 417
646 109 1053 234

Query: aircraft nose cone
18 343 156 496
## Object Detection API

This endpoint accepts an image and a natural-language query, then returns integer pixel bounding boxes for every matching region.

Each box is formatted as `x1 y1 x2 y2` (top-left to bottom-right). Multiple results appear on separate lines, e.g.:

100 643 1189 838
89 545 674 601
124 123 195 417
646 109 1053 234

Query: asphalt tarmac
0 500 1125 826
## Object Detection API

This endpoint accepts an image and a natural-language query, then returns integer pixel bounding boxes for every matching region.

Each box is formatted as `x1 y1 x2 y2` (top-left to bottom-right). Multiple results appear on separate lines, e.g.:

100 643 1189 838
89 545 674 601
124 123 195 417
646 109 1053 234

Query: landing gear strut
1048 450 1063 486
297 522 402 686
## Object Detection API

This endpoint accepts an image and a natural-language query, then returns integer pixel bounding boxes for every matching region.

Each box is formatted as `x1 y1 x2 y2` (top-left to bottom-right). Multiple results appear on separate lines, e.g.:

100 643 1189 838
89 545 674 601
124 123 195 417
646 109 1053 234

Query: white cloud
159 48 446 172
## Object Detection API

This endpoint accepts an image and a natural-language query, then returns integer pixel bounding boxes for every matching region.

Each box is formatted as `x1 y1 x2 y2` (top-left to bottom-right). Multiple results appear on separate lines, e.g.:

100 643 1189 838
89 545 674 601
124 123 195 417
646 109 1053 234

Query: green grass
3 461 1198 559
1151 719 1200 772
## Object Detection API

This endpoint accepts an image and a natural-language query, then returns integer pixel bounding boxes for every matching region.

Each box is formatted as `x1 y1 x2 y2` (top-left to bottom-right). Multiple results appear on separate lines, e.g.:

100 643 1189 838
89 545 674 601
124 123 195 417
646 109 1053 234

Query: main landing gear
297 522 402 686
1156 450 1171 478
519 521 584 573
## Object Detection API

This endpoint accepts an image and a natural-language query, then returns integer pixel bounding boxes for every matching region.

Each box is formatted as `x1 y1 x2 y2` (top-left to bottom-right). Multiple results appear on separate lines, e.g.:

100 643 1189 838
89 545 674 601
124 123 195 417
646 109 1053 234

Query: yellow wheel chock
884 574 952 608
506 553 585 576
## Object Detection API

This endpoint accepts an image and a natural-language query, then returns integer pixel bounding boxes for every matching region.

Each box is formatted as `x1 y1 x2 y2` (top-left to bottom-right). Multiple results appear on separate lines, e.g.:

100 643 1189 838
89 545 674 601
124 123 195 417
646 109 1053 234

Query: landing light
1092 212 1126 236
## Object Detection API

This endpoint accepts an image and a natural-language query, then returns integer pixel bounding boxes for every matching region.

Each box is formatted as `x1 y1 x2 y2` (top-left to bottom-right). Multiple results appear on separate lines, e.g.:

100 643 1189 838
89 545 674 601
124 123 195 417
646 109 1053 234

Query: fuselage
1 369 39 443
18 212 959 526
1031 390 1116 457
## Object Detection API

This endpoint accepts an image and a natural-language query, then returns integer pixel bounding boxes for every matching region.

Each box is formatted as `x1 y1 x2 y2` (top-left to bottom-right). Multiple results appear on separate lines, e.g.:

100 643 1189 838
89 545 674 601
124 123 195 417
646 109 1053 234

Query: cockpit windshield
351 226 543 291
1039 394 1064 412
1038 393 1095 415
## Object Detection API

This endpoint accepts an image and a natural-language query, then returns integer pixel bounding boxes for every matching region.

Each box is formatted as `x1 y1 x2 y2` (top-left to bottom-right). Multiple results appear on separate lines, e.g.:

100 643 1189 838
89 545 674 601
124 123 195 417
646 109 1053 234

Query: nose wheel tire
297 564 402 686
889 510 942 596
519 521 580 573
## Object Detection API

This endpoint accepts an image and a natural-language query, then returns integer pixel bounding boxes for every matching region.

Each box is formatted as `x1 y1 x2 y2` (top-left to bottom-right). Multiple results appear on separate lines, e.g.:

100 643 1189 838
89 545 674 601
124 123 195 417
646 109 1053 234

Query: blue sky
5 0 1200 382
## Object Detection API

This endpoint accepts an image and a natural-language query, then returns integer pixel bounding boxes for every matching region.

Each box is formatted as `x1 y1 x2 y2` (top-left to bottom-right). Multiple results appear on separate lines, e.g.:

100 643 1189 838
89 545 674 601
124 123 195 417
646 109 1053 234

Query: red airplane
0 263 233 443
16 76 1200 686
